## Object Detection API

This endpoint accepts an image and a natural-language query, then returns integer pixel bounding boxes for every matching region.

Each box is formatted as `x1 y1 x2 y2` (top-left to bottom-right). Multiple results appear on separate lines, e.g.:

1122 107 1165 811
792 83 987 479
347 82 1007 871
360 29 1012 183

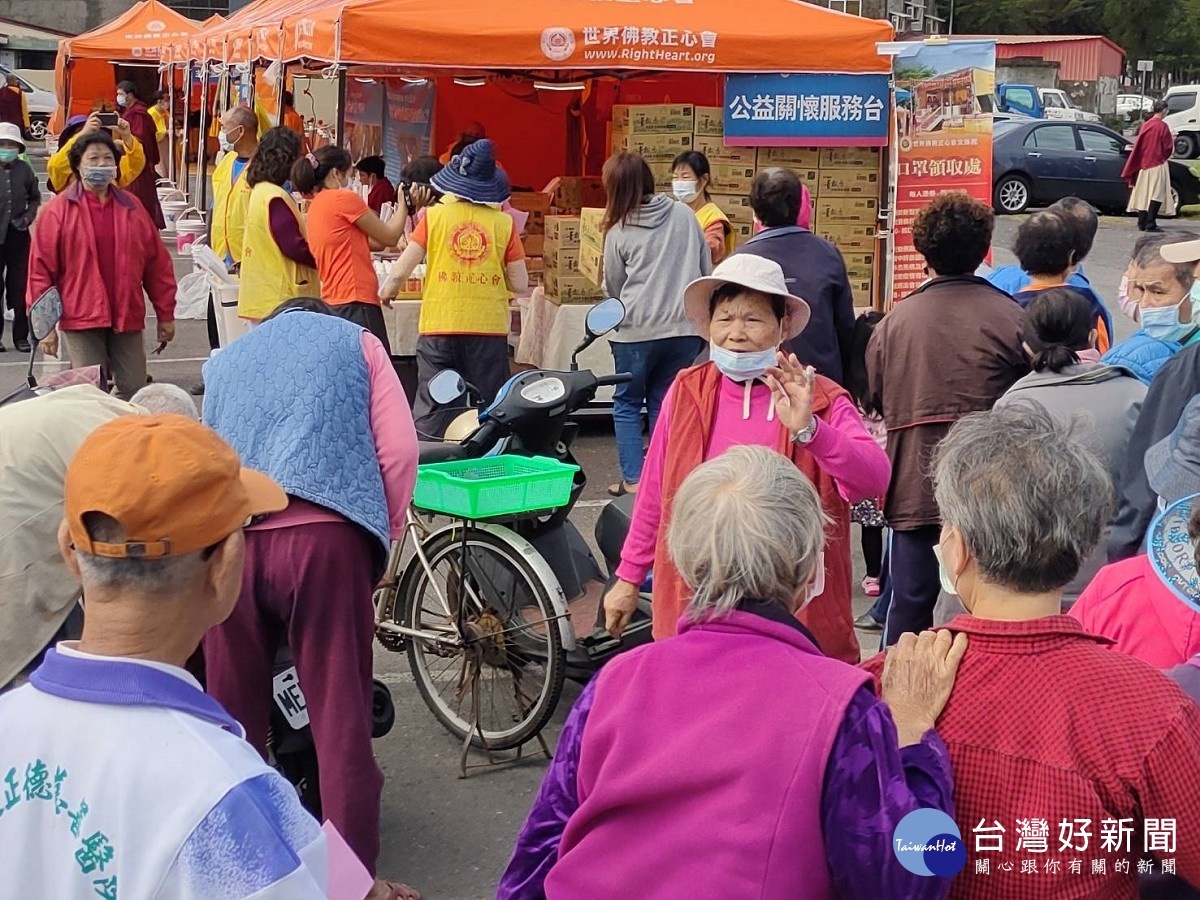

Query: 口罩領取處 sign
723 73 890 146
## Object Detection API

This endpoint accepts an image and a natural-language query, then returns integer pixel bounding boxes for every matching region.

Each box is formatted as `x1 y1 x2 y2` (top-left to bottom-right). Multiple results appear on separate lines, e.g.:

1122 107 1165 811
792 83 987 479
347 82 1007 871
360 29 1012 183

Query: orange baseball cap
65 414 287 559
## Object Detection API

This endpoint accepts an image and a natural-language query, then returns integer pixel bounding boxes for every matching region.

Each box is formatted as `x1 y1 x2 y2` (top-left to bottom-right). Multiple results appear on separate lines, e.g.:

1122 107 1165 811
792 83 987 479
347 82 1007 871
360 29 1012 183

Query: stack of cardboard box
609 103 759 248
543 214 603 305
610 103 694 193
605 105 881 304
749 145 881 305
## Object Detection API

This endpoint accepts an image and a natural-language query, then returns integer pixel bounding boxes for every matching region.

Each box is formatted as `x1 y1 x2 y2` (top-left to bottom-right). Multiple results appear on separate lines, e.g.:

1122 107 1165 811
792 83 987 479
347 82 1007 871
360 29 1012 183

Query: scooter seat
418 441 470 464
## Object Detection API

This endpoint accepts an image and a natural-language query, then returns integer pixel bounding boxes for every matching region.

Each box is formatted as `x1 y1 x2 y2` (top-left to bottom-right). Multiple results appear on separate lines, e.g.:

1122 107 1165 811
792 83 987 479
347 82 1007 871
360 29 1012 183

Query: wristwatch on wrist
791 418 818 445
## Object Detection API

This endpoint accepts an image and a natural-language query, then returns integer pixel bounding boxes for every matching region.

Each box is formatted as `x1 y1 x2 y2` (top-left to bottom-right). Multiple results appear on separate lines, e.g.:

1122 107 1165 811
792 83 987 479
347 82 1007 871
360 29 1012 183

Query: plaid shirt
863 615 1200 898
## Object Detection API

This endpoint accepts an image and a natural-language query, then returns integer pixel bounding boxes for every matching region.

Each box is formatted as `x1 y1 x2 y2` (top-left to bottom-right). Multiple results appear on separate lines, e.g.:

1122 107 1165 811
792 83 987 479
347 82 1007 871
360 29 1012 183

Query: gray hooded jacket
602 194 712 343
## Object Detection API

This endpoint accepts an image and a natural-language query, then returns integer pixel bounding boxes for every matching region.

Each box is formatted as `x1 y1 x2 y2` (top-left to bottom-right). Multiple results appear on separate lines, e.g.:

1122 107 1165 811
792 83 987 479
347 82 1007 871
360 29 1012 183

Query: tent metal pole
166 62 176 183
180 59 191 201
335 68 346 149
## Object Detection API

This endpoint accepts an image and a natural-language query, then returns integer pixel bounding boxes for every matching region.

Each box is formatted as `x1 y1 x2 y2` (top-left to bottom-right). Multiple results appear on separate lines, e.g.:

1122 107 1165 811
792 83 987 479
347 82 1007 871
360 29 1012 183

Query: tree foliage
952 0 1200 73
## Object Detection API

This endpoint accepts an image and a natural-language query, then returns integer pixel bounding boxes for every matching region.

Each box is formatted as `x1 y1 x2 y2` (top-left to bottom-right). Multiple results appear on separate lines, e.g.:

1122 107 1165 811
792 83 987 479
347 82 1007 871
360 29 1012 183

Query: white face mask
709 342 778 382
672 180 699 203
218 126 242 153
116 93 128 108
933 545 958 596
797 552 826 611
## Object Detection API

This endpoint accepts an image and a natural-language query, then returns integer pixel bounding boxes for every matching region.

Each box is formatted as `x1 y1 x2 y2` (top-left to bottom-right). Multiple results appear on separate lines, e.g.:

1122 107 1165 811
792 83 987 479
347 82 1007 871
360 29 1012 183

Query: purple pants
203 519 384 873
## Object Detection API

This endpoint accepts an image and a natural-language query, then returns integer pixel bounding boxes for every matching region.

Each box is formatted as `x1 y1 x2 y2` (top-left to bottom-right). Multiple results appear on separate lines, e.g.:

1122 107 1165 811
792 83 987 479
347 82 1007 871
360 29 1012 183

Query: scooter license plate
272 665 310 730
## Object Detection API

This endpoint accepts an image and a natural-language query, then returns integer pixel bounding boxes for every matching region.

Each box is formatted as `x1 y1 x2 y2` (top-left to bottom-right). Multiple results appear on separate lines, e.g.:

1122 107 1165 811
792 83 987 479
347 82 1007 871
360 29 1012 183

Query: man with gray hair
863 404 1200 895
1110 232 1200 558
0 414 344 898
1103 231 1200 385
503 444 967 898
737 167 855 385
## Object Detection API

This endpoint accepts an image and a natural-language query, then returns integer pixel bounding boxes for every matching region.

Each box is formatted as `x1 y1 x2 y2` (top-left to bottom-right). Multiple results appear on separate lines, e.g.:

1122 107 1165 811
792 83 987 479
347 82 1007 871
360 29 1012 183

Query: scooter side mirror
28 288 62 342
428 369 467 405
585 297 625 338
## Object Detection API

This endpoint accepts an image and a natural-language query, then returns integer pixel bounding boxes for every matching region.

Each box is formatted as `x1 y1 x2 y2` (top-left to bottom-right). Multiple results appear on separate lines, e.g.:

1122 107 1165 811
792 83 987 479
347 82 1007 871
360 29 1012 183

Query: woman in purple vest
500 445 967 899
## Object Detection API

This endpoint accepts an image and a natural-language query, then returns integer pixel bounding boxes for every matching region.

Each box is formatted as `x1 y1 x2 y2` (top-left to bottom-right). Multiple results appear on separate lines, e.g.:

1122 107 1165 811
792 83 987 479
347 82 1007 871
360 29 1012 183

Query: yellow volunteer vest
211 153 252 263
420 199 513 336
696 201 734 258
239 182 320 320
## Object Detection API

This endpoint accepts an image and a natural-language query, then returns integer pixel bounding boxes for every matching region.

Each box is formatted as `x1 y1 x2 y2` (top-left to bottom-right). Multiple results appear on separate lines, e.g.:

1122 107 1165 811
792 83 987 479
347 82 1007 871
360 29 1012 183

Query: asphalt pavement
1 195 1194 896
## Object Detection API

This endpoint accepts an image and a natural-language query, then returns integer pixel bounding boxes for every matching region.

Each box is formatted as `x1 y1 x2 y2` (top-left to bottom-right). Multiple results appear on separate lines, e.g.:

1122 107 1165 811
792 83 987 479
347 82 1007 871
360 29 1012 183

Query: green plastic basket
413 455 580 519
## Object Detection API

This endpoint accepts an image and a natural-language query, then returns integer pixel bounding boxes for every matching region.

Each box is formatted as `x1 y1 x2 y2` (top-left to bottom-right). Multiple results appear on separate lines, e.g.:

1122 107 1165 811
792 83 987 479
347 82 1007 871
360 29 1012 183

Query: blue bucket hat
430 139 510 205
1147 493 1200 611
1146 396 1200 504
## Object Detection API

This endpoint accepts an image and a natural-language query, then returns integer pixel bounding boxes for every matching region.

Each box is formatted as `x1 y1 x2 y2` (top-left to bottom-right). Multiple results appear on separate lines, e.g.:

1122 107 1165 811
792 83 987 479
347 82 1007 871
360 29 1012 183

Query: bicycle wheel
398 525 566 750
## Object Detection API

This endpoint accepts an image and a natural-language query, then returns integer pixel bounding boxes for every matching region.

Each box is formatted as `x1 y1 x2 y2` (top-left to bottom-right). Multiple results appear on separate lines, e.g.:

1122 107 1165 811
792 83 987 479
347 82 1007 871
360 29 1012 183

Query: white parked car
1116 94 1154 118
1165 84 1200 159
1039 88 1102 123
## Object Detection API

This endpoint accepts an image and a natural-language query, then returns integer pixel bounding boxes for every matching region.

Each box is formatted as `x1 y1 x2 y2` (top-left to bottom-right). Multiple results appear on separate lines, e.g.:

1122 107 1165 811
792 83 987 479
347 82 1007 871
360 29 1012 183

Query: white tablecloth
516 291 618 405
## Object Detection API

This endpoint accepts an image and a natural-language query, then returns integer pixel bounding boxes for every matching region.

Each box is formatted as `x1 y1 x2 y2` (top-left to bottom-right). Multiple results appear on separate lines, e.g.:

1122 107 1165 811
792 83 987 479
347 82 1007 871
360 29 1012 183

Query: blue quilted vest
202 310 390 550
1102 330 1193 386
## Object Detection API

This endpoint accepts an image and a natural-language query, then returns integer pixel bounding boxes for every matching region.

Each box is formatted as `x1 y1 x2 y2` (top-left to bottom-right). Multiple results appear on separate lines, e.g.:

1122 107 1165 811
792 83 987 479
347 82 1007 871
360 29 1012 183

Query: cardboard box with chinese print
544 216 581 249
611 130 693 163
612 103 694 134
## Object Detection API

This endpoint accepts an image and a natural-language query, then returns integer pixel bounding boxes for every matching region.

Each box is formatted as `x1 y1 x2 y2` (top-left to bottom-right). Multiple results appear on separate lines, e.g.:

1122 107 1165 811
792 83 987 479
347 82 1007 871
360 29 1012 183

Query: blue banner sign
724 73 891 146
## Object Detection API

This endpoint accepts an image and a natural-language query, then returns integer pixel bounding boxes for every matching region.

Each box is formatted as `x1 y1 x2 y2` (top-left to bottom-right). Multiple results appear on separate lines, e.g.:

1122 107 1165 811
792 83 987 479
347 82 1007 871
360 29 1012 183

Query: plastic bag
174 271 211 320
190 242 238 285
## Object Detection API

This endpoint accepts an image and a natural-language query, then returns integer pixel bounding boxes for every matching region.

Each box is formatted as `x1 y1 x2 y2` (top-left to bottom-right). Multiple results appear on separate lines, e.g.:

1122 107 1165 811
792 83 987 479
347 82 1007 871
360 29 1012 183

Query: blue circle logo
893 808 967 877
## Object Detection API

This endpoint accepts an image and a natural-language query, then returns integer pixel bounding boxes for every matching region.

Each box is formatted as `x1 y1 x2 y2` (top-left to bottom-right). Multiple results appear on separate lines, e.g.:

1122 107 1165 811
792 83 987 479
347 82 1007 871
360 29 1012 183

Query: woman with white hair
862 405 1200 896
501 445 966 900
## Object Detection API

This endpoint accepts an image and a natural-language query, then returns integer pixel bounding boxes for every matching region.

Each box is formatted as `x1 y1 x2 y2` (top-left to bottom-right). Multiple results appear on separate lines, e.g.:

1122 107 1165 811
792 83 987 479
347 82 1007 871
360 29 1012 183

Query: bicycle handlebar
596 373 633 386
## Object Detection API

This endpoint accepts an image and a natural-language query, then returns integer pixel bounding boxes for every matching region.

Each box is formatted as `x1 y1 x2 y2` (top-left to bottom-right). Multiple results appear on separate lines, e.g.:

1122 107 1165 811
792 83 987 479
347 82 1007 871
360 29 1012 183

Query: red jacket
653 362 860 663
1070 554 1200 669
27 182 176 332
1122 115 1174 185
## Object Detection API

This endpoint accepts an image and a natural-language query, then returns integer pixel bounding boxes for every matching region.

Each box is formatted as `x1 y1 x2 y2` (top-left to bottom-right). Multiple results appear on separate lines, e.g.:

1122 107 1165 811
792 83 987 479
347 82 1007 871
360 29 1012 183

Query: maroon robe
120 100 165 229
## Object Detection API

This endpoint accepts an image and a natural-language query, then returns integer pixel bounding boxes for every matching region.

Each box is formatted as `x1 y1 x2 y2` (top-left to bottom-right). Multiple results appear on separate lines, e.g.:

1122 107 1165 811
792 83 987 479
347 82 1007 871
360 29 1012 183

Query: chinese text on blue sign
724 73 890 146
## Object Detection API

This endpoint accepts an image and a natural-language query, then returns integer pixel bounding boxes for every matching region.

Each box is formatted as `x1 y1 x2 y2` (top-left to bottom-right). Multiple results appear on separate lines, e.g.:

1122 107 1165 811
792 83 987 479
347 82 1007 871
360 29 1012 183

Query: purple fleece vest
547 610 870 898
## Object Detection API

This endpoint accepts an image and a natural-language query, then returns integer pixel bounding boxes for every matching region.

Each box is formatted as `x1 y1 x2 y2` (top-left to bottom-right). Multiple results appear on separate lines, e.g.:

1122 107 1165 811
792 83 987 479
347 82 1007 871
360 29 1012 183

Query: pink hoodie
1071 554 1200 668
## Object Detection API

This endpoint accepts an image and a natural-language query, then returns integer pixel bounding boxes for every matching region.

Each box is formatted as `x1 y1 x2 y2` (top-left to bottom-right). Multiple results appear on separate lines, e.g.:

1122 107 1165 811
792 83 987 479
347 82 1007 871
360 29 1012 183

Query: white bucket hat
683 255 811 342
1161 238 1200 265
0 122 25 152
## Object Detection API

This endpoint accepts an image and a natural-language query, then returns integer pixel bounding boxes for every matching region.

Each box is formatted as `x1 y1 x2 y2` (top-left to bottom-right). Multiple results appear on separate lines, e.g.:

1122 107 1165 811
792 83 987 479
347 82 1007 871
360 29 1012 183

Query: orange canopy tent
163 0 894 189
180 0 892 74
55 0 199 126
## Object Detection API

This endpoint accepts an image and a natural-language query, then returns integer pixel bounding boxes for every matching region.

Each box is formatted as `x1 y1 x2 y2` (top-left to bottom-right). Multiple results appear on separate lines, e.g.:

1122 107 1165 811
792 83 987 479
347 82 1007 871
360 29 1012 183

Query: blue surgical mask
1142 299 1191 342
116 93 128 108
81 166 117 189
1190 280 1200 323
0 148 19 164
709 342 778 382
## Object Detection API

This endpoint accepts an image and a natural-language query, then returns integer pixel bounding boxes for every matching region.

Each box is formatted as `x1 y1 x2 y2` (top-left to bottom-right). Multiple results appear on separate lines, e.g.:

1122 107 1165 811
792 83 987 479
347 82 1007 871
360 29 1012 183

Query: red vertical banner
892 40 996 305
